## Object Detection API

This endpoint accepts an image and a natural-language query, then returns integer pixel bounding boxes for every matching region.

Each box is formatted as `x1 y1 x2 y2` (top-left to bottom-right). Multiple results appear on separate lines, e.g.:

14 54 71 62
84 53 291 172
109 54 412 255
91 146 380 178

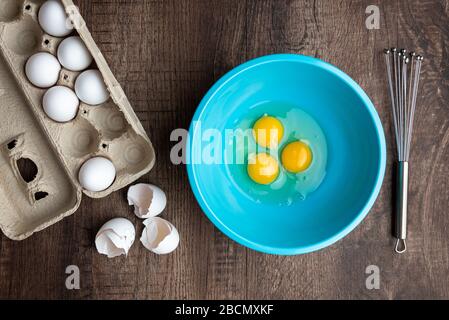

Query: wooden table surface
1 0 448 299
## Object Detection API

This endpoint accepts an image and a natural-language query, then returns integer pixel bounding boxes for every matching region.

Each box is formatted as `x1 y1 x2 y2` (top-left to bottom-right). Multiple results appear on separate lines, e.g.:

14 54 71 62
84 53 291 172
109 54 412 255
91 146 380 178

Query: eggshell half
127 183 167 218
140 217 179 255
95 218 135 258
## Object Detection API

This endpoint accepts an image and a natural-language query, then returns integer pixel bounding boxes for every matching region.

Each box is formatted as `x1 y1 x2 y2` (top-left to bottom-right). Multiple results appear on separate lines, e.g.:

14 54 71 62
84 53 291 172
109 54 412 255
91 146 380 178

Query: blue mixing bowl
187 54 386 255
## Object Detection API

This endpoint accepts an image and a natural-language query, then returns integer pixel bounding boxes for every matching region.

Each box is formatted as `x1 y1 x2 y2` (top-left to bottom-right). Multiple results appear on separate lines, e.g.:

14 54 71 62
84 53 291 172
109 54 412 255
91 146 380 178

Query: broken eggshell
127 183 167 218
95 218 135 258
140 217 179 254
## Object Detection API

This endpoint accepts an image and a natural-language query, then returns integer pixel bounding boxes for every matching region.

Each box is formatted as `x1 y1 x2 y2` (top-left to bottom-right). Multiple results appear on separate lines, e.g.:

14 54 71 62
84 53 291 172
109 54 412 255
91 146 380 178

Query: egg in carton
0 0 155 240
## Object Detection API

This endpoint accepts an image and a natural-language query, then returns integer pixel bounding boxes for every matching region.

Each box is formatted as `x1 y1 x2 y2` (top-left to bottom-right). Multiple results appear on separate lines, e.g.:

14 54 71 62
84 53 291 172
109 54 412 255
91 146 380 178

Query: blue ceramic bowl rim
187 53 386 255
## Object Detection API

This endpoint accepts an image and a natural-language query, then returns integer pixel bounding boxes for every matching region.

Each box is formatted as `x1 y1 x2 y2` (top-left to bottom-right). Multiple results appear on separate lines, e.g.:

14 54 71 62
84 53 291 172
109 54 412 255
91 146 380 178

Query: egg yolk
252 115 284 148
247 153 279 185
281 141 313 173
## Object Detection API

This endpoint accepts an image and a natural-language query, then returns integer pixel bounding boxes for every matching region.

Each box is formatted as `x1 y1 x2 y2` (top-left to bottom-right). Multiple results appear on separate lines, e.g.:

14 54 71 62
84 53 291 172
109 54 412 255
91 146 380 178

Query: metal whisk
383 48 423 253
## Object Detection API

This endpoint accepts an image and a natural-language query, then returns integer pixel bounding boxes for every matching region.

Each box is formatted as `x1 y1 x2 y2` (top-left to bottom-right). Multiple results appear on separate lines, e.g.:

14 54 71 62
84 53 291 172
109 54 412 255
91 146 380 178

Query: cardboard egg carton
0 0 155 240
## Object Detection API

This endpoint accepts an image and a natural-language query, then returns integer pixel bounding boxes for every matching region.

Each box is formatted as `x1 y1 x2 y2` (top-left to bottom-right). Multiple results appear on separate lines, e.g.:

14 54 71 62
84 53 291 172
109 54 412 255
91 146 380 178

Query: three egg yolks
248 116 313 184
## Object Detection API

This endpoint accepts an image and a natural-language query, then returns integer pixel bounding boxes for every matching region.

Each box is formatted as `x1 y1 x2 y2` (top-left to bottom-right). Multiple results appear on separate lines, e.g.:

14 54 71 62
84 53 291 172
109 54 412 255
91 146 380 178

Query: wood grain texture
1 0 449 299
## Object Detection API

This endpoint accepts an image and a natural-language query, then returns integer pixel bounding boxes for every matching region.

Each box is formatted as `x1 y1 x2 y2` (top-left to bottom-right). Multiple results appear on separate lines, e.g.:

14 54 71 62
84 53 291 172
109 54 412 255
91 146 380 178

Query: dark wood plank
0 0 448 299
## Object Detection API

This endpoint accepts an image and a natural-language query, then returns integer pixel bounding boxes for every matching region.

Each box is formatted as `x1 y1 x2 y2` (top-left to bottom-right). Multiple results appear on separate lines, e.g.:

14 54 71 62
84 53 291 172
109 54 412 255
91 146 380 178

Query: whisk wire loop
384 49 422 162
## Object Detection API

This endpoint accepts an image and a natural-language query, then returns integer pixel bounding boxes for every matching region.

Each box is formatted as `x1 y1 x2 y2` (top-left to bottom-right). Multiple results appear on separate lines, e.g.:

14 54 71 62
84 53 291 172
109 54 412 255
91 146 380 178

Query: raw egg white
43 86 79 122
25 52 61 88
38 0 72 37
75 70 109 105
57 36 93 71
78 157 116 192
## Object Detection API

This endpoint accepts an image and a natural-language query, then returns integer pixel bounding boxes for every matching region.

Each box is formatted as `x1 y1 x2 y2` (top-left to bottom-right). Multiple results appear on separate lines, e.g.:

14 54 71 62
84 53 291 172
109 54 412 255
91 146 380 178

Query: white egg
140 217 180 255
78 157 116 192
57 36 93 71
25 52 61 88
42 86 79 122
95 218 135 258
38 0 73 37
127 184 167 219
38 0 72 37
74 70 109 105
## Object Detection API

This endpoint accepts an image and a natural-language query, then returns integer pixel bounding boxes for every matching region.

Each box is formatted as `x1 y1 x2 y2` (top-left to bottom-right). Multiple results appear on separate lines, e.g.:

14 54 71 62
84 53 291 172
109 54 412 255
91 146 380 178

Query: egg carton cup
0 0 155 240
